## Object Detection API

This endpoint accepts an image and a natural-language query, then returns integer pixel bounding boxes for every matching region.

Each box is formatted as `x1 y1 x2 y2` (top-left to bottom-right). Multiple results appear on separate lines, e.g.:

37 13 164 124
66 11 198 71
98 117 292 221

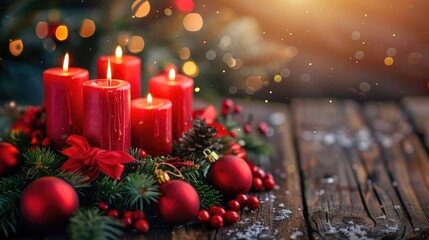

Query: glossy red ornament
247 196 260 210
20 177 79 232
196 210 210 223
224 211 239 224
157 180 200 225
209 215 224 228
227 200 241 212
0 142 21 176
134 219 149 233
206 152 252 198
235 194 248 208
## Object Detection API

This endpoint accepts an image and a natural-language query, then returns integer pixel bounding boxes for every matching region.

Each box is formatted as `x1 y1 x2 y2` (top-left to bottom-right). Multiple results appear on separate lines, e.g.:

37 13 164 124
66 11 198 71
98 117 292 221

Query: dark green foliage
57 171 91 197
189 180 222 209
67 208 123 240
22 147 62 179
177 118 222 160
120 172 160 210
0 191 22 238
92 176 123 210
6 131 31 152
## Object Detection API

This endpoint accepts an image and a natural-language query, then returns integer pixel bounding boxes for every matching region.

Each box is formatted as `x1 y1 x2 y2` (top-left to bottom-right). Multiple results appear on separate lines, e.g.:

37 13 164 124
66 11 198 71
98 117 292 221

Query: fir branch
238 134 274 157
0 191 21 238
56 171 91 197
189 180 222 209
121 172 160 211
6 130 31 152
92 175 123 210
67 208 123 240
0 173 27 193
22 147 62 180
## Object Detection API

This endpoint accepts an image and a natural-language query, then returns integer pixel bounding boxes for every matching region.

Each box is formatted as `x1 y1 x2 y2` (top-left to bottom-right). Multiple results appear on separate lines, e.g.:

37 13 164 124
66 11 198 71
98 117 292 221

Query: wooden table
133 98 429 240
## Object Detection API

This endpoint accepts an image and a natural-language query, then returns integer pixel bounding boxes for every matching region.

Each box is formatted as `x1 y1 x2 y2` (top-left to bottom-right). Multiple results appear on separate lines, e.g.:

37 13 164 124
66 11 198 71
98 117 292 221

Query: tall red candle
97 46 141 99
43 53 88 149
83 62 131 151
149 69 193 141
131 94 172 156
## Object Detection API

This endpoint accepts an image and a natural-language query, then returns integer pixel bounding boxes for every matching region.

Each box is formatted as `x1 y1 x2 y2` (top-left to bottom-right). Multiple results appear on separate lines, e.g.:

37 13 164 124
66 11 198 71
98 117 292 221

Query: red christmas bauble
20 176 79 233
207 155 252 198
0 142 21 176
157 180 200 225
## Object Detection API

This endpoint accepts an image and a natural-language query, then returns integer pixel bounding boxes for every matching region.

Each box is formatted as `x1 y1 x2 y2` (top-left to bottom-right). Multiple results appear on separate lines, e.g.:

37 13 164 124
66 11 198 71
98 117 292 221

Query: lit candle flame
115 46 122 59
168 68 176 81
63 52 69 72
147 93 153 105
107 58 112 86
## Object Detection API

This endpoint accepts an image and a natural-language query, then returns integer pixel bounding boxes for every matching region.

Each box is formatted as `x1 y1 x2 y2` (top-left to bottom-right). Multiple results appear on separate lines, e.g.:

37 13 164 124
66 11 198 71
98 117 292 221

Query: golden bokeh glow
164 8 172 16
384 57 394 66
132 0 151 18
9 39 23 56
127 36 145 53
79 19 96 38
179 47 191 60
36 22 48 39
63 53 69 71
183 13 203 32
194 87 200 93
55 25 68 41
274 74 282 83
182 61 199 77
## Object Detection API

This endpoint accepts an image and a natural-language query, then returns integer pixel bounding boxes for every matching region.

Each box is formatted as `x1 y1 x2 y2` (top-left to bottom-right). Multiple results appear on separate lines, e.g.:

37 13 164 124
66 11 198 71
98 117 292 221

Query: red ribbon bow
60 135 134 182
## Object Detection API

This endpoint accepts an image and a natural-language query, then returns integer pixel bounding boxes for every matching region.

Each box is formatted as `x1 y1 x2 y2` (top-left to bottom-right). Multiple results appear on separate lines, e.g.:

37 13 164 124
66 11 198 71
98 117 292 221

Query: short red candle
131 94 172 156
83 79 131 151
149 69 193 141
97 46 141 99
43 53 88 149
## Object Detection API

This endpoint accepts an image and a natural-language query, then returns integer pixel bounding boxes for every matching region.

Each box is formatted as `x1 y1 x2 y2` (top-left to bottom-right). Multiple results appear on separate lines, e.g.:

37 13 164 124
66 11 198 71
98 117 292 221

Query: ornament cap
156 169 171 183
203 149 219 163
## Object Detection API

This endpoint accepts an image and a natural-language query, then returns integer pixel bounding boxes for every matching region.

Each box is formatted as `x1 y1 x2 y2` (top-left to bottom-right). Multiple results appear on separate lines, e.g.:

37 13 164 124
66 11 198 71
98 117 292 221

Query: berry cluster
196 194 260 228
11 106 50 147
221 99 242 117
250 165 276 191
98 201 149 233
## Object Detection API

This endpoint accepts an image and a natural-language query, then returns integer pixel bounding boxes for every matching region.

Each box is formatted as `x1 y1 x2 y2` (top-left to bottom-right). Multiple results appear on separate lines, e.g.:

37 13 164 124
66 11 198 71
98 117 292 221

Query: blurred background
1 0 429 105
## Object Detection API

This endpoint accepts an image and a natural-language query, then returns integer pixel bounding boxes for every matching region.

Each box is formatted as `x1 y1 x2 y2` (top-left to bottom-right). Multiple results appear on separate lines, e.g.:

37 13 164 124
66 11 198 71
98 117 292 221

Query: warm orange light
107 59 112 86
115 46 122 59
147 93 153 104
63 53 69 71
168 68 176 81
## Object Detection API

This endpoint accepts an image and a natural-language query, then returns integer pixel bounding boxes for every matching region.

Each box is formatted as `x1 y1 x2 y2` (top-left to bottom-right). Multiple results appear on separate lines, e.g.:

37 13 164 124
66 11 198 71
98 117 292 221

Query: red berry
132 210 146 221
224 211 239 224
196 210 210 223
122 216 133 228
233 105 242 113
134 219 149 233
263 177 276 190
252 177 264 191
210 215 224 228
227 200 241 212
139 149 147 158
208 206 225 217
247 196 260 210
257 122 269 135
123 211 133 218
235 194 248 208
41 138 51 147
221 107 229 116
229 131 237 138
107 209 120 218
98 201 109 212
243 123 252 134
265 173 274 180
222 99 234 110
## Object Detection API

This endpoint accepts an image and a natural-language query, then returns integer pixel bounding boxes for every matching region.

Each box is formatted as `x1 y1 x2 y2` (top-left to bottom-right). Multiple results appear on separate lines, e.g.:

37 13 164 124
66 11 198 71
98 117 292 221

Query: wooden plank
292 99 408 239
363 102 429 237
402 96 429 149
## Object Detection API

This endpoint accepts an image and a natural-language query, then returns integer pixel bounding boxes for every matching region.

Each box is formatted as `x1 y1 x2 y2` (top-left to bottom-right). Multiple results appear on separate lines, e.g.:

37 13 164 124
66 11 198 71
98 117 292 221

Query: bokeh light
164 8 172 16
408 52 423 65
359 82 371 92
9 39 23 56
179 47 191 60
246 75 263 91
351 31 361 40
280 68 291 78
354 50 364 60
384 57 394 66
183 13 203 32
118 31 131 46
55 25 68 41
301 73 311 82
35 22 48 39
174 0 194 12
132 0 151 18
182 61 199 77
274 74 282 83
285 46 298 58
206 50 216 60
79 19 96 38
386 48 397 56
127 35 145 53
194 87 200 92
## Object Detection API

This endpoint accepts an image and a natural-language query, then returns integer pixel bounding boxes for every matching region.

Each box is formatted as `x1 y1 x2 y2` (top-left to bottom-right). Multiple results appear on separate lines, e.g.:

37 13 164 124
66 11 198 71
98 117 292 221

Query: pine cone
178 118 222 159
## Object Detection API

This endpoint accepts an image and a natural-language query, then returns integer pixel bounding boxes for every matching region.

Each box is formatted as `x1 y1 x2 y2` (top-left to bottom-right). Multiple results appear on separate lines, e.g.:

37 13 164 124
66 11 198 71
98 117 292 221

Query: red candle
149 69 193 141
97 46 141 99
83 61 131 151
43 53 88 149
131 94 172 156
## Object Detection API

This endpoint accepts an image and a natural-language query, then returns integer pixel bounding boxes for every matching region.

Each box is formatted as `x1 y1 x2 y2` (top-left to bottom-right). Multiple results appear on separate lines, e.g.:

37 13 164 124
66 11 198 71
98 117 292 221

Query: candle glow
147 93 153 104
63 53 69 72
168 68 176 81
107 59 112 86
115 46 122 59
